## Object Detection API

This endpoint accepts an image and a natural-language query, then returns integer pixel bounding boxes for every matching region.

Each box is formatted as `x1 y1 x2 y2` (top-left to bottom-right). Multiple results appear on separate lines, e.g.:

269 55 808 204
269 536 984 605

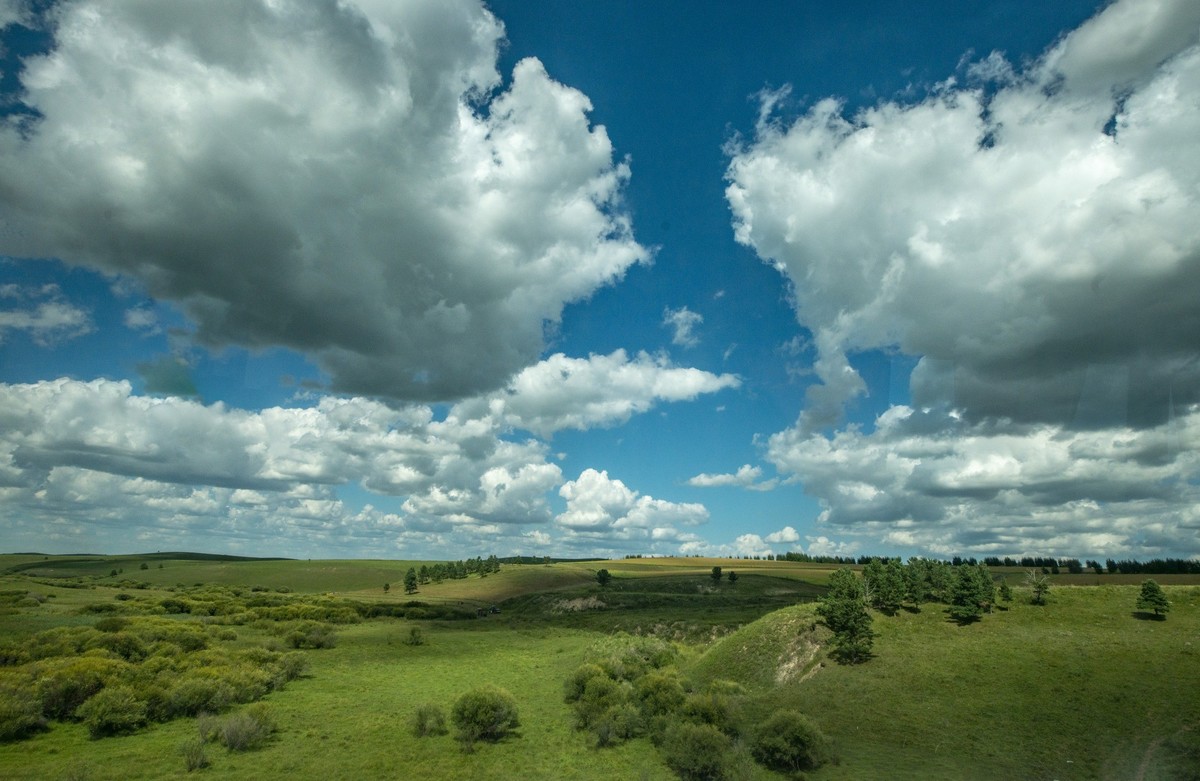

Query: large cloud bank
727 0 1200 557
0 348 735 556
0 0 646 400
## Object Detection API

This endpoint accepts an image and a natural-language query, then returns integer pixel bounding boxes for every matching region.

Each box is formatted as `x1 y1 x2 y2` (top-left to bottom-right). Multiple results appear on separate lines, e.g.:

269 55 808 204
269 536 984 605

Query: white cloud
727 0 1200 433
455 349 739 438
766 404 1200 559
687 464 778 491
764 525 800 544
555 468 709 547
662 306 703 348
0 0 647 400
123 306 160 335
725 0 1200 559
0 284 92 345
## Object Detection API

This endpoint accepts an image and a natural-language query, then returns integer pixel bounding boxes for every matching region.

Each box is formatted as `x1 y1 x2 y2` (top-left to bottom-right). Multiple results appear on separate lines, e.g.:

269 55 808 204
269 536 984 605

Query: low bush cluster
451 686 520 751
0 616 308 742
562 635 832 780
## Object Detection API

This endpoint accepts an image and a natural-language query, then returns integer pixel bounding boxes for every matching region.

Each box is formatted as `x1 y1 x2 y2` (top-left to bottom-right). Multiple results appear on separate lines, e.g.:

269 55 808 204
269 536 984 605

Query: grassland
1 553 1197 780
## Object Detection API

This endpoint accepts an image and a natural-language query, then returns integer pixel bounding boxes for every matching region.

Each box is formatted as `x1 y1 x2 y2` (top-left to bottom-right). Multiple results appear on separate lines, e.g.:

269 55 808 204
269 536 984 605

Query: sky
0 0 1198 561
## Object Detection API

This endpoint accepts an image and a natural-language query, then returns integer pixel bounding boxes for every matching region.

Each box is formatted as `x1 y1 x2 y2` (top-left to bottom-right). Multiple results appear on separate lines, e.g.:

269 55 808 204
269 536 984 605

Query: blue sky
1 0 1198 561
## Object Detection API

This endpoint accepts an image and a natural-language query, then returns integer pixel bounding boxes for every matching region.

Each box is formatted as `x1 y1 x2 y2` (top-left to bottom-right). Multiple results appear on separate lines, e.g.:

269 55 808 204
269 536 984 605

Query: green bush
751 709 833 774
216 703 275 751
165 676 236 718
573 674 630 729
0 683 46 741
180 737 210 772
282 621 337 649
77 686 147 738
660 721 735 781
592 703 642 747
410 703 448 737
680 690 742 736
635 670 687 718
34 656 127 719
563 663 607 703
451 686 520 749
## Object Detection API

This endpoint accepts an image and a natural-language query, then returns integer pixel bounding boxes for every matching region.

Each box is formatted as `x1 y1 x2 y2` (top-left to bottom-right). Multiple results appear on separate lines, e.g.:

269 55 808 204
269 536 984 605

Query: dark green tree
727 570 738 585
817 568 874 663
1136 579 1170 618
383 582 390 594
998 580 1013 603
596 568 612 587
710 566 723 584
948 564 994 624
1025 569 1050 605
404 567 418 594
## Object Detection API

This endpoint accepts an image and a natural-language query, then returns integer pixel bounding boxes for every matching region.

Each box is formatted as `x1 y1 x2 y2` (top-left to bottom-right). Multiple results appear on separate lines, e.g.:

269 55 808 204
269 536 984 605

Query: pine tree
817 568 875 663
404 567 418 594
1136 579 1170 618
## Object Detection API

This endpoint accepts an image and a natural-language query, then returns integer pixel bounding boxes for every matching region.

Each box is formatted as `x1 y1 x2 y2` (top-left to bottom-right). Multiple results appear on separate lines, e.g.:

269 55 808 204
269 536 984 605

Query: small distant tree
383 582 390 594
727 571 738 585
596 569 612 587
1136 579 1170 618
1025 569 1050 605
998 580 1013 604
710 566 723 584
404 568 418 594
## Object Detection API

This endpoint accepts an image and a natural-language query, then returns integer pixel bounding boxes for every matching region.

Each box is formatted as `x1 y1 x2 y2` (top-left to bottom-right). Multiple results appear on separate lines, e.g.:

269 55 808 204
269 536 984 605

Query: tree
998 580 1013 604
404 567 418 594
1136 579 1170 618
817 568 875 663
710 566 723 584
383 582 390 594
1025 569 1050 605
948 565 994 624
727 570 738 585
596 568 612 587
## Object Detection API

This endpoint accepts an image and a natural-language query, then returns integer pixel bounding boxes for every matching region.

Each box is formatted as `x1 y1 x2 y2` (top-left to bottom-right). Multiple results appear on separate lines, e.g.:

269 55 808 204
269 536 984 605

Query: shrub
592 703 642 747
216 704 275 751
165 676 236 719
179 736 210 771
751 709 833 774
77 686 147 738
635 670 686 718
573 675 630 729
451 686 520 749
0 683 46 741
35 656 127 720
283 621 337 649
563 663 607 703
660 721 735 781
410 703 448 737
404 627 425 646
680 690 742 736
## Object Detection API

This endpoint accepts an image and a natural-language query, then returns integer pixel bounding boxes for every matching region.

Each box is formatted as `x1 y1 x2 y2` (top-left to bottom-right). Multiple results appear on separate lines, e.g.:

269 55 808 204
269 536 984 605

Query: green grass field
0 554 1196 780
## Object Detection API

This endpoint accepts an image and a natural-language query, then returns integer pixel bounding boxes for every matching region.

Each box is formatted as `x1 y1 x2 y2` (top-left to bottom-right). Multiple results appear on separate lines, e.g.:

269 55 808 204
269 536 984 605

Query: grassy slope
689 585 1200 781
4 557 1198 780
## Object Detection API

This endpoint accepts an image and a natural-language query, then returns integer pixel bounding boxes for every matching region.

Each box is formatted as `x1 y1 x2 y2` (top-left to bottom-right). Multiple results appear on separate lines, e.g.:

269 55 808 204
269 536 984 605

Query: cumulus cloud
686 464 778 491
0 378 563 540
0 0 646 400
555 468 709 549
455 349 740 438
766 404 1200 559
727 0 1200 433
663 306 703 348
0 283 92 345
765 525 800 544
726 0 1200 558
